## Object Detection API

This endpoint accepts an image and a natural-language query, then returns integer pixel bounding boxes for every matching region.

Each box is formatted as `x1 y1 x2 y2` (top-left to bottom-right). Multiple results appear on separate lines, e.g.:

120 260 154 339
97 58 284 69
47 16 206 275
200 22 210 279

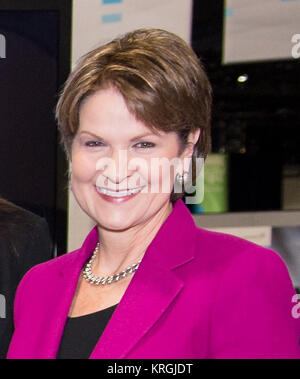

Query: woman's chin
93 210 137 231
97 220 135 232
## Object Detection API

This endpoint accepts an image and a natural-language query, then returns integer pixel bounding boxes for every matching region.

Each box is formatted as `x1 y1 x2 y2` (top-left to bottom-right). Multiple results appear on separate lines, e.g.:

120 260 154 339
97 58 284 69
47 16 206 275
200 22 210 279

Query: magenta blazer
7 199 300 359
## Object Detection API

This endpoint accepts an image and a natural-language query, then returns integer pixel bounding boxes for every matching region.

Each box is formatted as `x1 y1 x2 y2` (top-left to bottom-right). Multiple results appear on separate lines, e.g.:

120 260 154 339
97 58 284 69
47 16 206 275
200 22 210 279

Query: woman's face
71 87 199 231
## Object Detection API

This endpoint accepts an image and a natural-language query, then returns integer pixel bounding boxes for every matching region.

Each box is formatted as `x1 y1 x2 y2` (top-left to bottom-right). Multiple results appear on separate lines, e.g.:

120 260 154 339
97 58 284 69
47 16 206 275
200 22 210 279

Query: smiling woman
7 28 300 359
57 28 212 204
70 86 199 229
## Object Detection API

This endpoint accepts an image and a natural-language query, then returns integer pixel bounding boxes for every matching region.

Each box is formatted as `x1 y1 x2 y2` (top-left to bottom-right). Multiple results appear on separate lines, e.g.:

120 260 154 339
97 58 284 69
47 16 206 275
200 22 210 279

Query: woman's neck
93 201 173 276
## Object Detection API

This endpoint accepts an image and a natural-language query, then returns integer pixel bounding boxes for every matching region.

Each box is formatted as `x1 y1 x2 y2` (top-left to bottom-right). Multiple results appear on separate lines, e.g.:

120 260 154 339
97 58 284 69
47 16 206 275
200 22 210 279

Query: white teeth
97 186 144 198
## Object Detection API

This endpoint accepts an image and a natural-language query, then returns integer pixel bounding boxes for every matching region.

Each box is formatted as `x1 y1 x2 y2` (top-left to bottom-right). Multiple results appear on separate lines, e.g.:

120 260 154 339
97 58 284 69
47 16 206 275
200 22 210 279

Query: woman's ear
181 129 201 160
191 129 201 146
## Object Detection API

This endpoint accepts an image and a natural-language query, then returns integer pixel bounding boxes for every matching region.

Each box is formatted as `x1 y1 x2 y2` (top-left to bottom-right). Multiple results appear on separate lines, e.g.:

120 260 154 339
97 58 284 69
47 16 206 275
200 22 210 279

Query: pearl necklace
82 243 142 286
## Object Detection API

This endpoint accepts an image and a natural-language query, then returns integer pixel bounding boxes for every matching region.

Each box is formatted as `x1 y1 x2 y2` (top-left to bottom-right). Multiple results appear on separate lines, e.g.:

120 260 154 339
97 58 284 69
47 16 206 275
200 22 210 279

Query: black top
0 206 53 359
57 303 119 360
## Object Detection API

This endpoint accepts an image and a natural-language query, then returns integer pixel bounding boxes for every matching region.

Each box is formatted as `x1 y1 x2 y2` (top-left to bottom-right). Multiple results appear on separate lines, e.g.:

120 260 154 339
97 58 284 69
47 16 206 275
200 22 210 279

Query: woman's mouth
95 185 145 203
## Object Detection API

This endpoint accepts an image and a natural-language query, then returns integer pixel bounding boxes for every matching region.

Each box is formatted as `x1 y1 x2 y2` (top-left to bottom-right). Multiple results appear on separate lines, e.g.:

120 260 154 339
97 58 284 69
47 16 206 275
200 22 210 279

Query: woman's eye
85 141 104 147
83 140 155 149
135 142 156 149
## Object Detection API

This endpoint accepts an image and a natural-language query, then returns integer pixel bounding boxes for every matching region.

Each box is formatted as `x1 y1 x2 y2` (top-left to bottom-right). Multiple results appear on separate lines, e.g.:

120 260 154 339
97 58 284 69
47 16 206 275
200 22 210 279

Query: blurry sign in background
72 0 193 63
224 0 300 64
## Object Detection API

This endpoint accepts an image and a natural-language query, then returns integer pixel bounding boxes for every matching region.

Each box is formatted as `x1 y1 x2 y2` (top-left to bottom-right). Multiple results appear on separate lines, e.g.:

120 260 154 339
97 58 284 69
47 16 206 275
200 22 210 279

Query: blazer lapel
90 255 185 359
90 199 197 359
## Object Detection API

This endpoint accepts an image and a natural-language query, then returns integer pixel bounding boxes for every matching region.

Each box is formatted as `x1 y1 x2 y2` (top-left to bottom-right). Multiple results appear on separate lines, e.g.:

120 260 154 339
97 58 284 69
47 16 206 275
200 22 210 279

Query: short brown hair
56 28 212 203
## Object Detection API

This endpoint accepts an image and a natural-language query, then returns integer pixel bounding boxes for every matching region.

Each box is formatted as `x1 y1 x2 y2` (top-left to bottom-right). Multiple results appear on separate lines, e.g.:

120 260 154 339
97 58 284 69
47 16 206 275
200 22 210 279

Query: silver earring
176 171 189 185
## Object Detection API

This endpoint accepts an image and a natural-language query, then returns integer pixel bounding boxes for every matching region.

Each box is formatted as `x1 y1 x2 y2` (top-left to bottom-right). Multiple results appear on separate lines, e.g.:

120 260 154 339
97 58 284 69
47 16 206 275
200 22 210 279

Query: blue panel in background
102 0 123 4
225 7 233 17
102 13 122 23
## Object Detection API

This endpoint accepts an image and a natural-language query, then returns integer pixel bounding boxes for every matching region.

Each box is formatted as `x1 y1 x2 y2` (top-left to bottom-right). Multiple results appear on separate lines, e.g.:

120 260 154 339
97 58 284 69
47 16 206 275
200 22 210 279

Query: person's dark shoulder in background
0 199 53 359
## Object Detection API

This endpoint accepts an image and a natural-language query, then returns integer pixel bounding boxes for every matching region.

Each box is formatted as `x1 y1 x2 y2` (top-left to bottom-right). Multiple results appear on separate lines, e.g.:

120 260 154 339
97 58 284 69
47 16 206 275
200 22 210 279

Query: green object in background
193 153 229 214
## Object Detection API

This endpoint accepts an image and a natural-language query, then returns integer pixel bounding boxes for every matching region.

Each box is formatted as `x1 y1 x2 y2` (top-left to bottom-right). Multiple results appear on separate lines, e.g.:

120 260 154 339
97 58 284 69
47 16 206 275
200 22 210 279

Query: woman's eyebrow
129 133 160 141
79 131 160 142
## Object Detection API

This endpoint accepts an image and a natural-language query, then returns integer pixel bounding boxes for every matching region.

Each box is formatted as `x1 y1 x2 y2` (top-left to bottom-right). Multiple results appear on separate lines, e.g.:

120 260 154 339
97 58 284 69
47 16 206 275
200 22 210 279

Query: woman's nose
96 149 134 188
